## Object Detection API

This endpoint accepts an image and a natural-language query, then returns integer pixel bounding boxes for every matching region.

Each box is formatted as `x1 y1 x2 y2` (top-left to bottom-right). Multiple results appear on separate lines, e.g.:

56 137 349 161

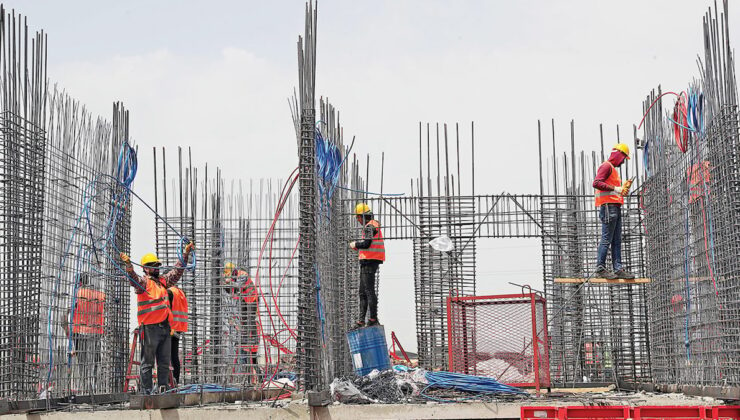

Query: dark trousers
596 204 623 270
171 335 181 385
71 333 101 394
359 261 380 322
140 321 171 394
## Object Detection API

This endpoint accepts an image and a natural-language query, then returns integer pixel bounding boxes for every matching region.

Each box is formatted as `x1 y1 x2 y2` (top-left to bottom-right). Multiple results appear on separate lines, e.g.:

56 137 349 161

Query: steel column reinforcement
638 0 740 390
0 6 132 402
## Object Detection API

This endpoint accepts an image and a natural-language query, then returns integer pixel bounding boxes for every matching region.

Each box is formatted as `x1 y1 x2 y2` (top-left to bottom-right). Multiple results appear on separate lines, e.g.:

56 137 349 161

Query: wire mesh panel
447 293 550 391
0 113 46 399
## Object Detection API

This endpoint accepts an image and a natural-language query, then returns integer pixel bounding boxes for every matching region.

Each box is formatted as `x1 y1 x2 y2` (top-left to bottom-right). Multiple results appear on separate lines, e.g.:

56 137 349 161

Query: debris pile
330 367 529 404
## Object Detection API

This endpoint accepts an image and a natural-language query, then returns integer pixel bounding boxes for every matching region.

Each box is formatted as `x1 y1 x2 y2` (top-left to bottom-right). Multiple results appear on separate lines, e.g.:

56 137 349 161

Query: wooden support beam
554 277 651 284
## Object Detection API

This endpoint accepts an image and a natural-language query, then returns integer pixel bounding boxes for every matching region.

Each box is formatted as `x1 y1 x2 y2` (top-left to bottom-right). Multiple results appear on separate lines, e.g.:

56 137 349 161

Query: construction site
2 1 740 419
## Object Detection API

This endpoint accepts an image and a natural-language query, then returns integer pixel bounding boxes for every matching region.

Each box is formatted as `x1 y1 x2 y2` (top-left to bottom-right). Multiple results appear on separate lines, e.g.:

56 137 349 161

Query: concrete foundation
3 392 731 420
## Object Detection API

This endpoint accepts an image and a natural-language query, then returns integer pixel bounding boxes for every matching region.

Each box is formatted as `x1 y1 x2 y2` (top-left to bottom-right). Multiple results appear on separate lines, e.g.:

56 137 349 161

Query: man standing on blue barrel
349 203 385 328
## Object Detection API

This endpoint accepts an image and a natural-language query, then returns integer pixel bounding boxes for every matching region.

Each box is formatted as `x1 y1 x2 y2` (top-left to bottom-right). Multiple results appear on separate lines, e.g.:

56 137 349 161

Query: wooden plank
554 277 651 284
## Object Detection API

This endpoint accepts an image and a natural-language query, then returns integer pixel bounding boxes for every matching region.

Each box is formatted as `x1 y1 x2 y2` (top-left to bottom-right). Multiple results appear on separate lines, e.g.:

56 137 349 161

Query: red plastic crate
521 406 630 420
521 406 558 420
522 406 740 420
714 406 740 420
634 406 709 420
560 406 631 419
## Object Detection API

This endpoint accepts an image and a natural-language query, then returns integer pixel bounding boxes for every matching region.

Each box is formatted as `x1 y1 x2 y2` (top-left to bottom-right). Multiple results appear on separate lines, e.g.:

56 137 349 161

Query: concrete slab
1 391 727 420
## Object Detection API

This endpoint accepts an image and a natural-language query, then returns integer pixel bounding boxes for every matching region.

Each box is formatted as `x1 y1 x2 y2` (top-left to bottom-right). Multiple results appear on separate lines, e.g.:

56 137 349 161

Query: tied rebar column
295 0 319 390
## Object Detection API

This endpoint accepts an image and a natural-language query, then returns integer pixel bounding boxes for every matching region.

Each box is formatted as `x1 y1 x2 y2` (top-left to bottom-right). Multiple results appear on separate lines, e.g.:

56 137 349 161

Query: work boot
613 269 636 280
594 267 616 280
367 318 379 326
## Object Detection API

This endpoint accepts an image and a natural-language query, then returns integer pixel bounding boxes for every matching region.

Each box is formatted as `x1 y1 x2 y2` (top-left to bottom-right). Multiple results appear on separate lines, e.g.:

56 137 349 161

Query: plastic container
346 324 391 376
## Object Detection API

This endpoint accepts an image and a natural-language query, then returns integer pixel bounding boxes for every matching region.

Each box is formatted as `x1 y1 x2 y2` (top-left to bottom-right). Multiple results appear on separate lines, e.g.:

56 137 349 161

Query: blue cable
315 265 326 343
165 383 240 394
424 371 528 396
643 138 650 178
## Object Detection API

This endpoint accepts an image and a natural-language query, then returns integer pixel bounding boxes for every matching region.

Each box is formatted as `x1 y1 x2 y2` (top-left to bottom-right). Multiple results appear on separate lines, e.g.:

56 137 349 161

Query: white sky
5 0 736 352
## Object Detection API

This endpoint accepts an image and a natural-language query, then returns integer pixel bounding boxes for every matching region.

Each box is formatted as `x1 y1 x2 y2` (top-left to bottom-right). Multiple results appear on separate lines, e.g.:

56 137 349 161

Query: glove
349 241 356 249
185 241 195 253
120 252 131 264
613 186 624 195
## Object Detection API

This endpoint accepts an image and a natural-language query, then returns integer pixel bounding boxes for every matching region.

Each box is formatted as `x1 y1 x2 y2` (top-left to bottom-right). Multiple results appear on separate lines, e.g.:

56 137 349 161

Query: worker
223 263 259 373
167 284 188 386
120 241 194 394
593 144 635 280
349 203 385 328
63 273 105 394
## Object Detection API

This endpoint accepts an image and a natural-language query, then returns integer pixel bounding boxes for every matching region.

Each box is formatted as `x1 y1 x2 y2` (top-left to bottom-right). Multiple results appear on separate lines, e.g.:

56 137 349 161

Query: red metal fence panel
447 293 550 392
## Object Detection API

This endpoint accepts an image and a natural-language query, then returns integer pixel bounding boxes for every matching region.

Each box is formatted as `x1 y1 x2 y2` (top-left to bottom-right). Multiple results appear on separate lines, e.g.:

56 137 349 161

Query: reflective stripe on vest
594 161 623 207
359 220 386 262
72 288 105 335
137 278 172 326
168 286 188 332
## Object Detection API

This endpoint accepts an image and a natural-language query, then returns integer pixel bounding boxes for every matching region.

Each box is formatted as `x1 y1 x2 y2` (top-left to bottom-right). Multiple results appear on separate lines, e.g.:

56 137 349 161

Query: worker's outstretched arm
163 242 195 287
120 252 147 293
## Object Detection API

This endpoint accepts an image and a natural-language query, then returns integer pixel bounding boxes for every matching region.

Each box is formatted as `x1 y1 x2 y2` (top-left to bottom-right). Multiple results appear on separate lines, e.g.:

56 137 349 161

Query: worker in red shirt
120 241 194 394
223 263 259 370
349 203 385 328
592 144 635 280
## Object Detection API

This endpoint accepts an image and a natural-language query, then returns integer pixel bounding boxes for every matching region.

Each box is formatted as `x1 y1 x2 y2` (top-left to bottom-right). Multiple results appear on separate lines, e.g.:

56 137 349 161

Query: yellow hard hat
224 262 235 275
140 253 161 266
355 203 371 215
613 143 631 159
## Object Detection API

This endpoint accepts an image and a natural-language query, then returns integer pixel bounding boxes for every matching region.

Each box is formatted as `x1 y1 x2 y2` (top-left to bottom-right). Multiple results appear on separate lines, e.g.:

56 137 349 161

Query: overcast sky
5 1 735 351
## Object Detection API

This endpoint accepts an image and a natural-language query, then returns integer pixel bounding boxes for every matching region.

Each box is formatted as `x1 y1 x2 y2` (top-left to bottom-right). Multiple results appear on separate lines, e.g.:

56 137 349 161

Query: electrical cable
423 371 527 396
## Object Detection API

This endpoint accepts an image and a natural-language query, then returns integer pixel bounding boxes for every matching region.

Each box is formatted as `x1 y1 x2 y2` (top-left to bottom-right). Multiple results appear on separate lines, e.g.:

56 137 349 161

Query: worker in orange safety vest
223 262 259 369
120 240 194 394
63 273 105 394
593 144 635 280
349 203 385 328
167 285 188 385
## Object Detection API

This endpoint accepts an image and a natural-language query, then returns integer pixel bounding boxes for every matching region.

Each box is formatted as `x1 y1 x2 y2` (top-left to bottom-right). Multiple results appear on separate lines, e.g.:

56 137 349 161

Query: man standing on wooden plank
593 143 635 280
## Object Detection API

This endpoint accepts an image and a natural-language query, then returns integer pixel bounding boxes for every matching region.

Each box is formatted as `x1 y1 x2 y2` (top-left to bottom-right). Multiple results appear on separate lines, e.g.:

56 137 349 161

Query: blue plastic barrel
346 325 391 376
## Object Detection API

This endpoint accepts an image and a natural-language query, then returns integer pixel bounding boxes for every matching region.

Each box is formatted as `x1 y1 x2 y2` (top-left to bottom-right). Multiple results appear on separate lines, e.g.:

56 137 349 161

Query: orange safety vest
137 277 173 326
72 288 105 334
168 286 188 332
688 161 710 203
358 220 386 262
229 270 258 304
594 161 623 207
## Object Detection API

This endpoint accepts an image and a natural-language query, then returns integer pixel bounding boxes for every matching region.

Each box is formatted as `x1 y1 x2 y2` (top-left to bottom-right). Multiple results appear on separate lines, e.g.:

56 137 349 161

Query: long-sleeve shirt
593 150 625 191
354 223 378 249
126 259 187 294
